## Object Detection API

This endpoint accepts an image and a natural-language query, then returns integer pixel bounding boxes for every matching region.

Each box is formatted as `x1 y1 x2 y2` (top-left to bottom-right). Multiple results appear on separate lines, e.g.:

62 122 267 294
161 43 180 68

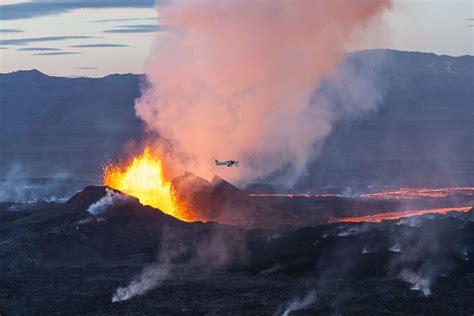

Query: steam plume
280 290 317 316
112 226 184 302
112 225 245 302
136 0 391 184
112 263 171 302
87 188 128 216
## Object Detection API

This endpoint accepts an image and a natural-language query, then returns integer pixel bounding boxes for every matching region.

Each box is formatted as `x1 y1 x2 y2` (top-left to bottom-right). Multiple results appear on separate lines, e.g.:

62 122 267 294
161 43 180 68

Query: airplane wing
216 160 239 167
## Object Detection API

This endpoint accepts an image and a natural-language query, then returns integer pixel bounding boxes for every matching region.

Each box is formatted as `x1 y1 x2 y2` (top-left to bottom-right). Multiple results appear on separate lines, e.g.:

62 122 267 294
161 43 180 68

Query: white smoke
0 164 81 203
399 269 431 297
112 227 190 302
112 225 247 302
86 188 129 216
362 246 374 254
397 217 422 227
112 263 171 302
389 217 455 298
280 290 317 316
389 242 401 253
336 223 371 237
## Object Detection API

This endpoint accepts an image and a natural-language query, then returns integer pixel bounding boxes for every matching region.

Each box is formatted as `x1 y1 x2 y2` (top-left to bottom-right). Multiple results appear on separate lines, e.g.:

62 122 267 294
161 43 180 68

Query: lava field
1 185 473 315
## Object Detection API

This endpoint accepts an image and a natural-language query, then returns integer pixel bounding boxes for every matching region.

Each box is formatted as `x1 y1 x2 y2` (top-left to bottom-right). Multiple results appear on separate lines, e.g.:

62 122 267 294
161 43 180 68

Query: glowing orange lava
334 206 472 223
102 147 192 221
249 193 336 198
361 187 474 200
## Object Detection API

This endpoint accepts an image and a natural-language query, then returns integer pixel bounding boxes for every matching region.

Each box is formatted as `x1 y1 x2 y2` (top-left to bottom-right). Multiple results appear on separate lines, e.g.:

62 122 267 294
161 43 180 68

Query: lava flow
361 187 474 200
249 193 336 198
102 146 193 221
335 206 473 223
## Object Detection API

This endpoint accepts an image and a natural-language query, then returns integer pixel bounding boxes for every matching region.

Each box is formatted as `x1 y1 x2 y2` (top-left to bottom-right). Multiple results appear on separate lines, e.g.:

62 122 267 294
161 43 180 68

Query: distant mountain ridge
0 49 472 191
302 49 473 191
0 67 144 181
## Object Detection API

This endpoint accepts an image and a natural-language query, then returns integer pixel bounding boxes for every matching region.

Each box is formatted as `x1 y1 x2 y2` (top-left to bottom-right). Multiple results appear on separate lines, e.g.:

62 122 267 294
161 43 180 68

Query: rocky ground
1 186 473 315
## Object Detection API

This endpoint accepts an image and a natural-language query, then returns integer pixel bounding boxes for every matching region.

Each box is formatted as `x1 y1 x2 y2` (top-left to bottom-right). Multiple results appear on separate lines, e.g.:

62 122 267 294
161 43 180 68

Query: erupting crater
102 146 194 222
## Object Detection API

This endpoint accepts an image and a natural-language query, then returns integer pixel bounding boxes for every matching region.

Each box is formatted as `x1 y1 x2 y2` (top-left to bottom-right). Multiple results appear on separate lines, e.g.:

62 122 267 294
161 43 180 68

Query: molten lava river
334 206 473 223
102 147 193 221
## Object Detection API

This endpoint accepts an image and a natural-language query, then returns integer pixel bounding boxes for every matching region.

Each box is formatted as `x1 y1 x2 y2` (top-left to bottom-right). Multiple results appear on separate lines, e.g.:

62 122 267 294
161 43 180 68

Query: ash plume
135 0 392 185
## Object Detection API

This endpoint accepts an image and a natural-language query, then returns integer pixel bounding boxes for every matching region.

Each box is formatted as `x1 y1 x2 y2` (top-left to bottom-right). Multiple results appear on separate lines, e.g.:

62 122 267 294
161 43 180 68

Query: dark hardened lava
0 186 473 315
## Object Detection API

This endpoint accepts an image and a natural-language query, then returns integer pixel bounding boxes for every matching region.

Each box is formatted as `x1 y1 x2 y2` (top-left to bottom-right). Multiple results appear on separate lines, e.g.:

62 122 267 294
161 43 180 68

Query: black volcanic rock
65 185 113 211
172 172 298 226
1 186 474 314
0 186 184 270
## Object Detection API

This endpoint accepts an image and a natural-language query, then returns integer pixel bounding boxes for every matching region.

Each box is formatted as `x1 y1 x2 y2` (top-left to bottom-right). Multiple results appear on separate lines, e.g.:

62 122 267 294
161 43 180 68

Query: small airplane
215 159 239 167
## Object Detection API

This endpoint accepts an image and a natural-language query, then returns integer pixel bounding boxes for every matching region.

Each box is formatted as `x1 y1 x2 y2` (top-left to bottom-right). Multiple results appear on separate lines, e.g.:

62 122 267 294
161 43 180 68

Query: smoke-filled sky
0 0 472 77
136 0 393 185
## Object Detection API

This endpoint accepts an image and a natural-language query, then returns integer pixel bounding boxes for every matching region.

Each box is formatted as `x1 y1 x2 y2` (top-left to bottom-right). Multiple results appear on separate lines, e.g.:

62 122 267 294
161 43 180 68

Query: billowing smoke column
136 0 391 185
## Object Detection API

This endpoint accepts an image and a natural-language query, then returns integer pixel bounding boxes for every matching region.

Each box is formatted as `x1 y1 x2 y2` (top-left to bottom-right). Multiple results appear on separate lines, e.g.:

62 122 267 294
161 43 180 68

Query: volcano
1 183 473 314
171 172 299 226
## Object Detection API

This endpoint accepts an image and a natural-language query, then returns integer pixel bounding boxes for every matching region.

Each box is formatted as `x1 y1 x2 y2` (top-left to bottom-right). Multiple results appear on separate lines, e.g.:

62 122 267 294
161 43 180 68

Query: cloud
33 52 82 56
0 47 7 50
69 43 129 48
92 17 156 23
0 28 23 33
76 67 98 70
135 0 392 185
103 24 160 33
0 0 155 20
18 47 61 51
0 35 95 46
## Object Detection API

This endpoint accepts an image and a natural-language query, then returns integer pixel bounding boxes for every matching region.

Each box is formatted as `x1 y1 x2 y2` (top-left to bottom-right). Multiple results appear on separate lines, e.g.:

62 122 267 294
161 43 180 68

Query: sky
0 0 472 77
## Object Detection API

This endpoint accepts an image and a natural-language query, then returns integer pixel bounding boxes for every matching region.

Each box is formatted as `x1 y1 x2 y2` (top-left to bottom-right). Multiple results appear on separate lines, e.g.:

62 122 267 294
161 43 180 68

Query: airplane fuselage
215 159 239 167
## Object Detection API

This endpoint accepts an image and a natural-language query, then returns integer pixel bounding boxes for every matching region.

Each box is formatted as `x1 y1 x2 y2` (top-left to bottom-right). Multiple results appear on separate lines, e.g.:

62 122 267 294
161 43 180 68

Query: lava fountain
102 146 193 221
